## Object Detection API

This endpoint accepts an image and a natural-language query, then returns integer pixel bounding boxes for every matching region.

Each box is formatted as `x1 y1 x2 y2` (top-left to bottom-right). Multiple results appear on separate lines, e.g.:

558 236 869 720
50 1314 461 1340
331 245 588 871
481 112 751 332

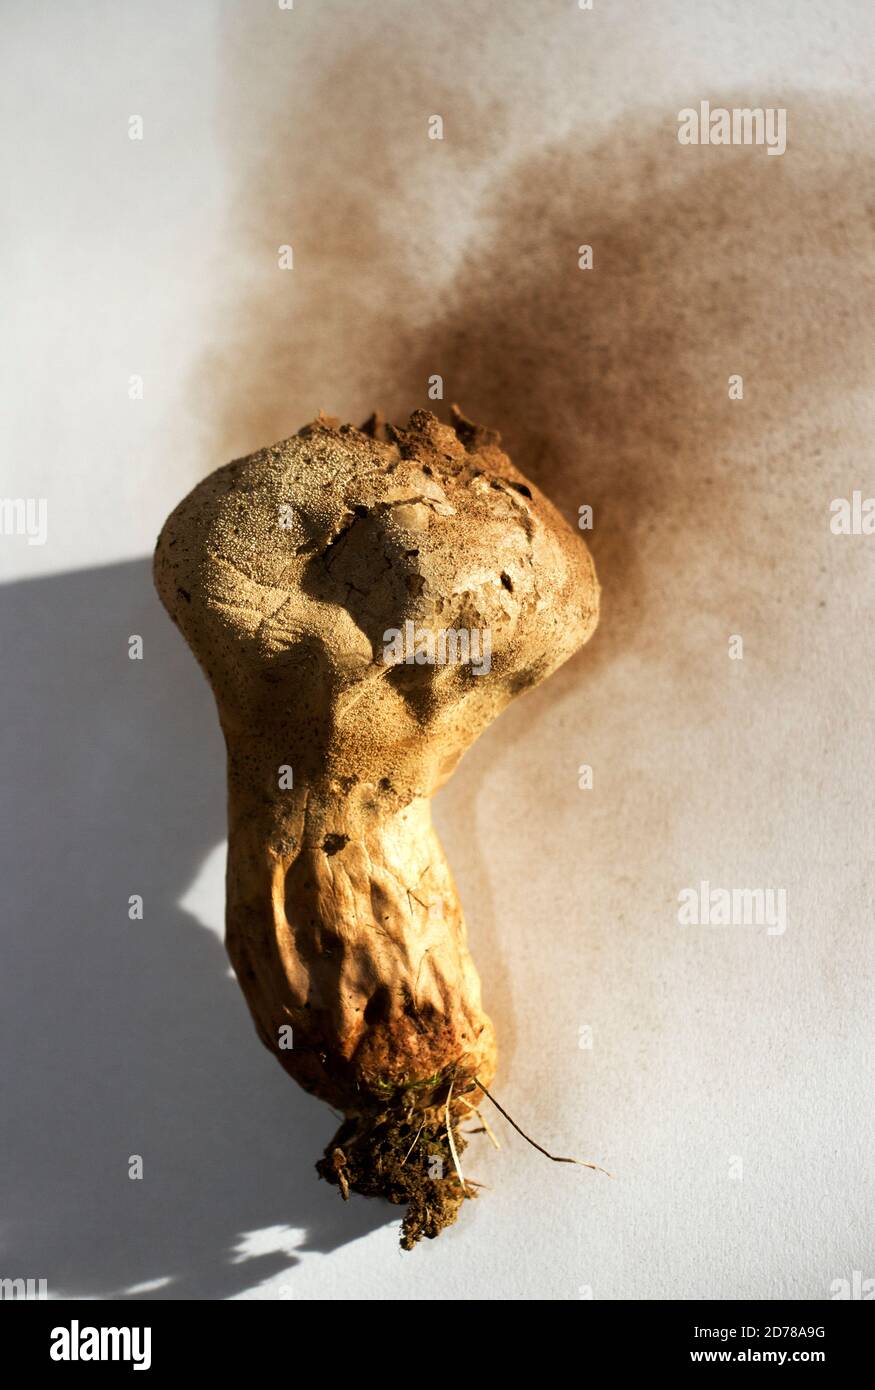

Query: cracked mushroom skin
154 408 599 1245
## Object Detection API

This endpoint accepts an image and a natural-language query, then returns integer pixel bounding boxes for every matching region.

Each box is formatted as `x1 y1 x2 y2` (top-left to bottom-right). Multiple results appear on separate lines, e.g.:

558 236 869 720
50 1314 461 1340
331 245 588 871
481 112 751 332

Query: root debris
474 1077 612 1177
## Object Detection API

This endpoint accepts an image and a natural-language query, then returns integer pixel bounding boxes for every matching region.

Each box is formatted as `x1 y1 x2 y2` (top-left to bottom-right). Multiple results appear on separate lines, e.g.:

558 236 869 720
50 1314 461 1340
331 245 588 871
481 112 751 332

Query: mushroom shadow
0 559 394 1300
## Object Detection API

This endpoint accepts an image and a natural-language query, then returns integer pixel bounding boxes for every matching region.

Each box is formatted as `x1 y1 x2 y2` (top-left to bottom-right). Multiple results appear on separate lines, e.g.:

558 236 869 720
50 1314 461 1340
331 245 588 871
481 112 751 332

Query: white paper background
1 0 873 1300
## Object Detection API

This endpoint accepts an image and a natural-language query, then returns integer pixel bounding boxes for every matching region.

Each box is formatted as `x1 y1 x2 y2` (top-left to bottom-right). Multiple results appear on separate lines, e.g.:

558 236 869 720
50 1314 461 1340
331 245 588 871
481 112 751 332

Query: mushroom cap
154 408 599 788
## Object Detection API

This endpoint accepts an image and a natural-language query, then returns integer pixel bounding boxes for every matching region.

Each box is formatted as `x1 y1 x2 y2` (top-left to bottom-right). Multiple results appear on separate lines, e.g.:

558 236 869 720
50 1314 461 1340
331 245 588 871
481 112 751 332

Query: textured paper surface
1 0 872 1299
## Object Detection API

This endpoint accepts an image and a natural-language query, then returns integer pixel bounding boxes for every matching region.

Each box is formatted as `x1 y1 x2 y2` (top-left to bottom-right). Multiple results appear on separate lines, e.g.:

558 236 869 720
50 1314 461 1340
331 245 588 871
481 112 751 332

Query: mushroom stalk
224 767 494 1110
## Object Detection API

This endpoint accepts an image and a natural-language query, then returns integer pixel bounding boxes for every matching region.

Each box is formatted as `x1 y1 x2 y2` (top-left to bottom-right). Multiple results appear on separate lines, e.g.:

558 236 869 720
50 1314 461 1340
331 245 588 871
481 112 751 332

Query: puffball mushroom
154 407 599 1247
